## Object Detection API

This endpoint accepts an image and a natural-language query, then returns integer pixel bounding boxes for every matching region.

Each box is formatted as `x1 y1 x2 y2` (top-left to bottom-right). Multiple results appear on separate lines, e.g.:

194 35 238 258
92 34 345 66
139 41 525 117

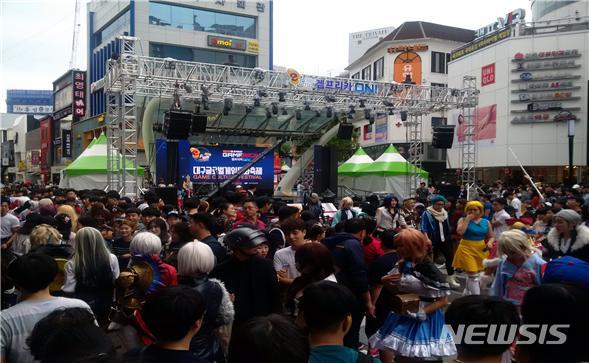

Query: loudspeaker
153 187 178 206
432 125 455 148
163 110 193 140
313 145 338 195
192 113 207 134
337 123 354 139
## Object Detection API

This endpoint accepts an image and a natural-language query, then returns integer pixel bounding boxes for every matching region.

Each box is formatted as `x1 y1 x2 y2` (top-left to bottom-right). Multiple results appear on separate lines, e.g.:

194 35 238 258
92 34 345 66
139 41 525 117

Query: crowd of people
0 180 588 363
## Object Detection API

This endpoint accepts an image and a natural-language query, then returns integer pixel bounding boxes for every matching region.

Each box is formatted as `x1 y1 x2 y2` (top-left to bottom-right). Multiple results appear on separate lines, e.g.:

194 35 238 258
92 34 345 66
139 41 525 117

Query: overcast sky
0 0 531 112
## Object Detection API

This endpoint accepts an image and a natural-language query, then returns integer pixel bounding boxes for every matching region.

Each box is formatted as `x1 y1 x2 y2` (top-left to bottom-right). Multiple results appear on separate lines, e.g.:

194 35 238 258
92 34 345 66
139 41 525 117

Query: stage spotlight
369 115 375 124
315 110 321 117
281 108 288 115
359 99 366 108
304 102 311 111
254 96 261 107
349 105 355 114
388 108 395 116
326 107 333 118
265 107 272 118
245 106 253 114
278 91 286 102
401 111 408 121
183 83 193 93
272 103 278 115
295 109 302 120
364 108 371 120
224 96 233 110
258 89 268 97
325 95 336 103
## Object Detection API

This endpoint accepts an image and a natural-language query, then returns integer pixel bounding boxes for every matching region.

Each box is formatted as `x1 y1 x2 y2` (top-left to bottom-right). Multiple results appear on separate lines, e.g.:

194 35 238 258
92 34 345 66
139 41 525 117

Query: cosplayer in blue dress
368 260 456 359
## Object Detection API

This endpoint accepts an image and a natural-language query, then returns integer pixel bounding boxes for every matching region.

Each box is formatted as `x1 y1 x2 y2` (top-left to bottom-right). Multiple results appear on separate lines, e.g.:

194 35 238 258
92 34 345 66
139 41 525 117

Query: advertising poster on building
156 140 274 190
394 51 422 84
375 115 388 142
457 104 497 143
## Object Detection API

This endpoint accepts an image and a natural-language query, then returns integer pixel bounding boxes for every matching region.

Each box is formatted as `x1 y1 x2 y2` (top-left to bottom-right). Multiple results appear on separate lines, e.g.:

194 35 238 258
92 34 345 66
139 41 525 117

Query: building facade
87 0 272 117
447 1 589 184
345 22 475 178
348 26 395 64
0 115 40 182
5 90 53 116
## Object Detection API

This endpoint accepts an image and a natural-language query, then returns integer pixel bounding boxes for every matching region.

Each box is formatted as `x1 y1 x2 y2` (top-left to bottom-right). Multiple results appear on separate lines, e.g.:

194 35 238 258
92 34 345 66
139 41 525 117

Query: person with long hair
165 222 194 268
214 202 238 235
29 224 74 259
369 229 455 363
286 242 336 317
491 229 545 307
56 204 78 234
62 227 120 326
148 218 170 246
375 195 402 233
453 200 494 295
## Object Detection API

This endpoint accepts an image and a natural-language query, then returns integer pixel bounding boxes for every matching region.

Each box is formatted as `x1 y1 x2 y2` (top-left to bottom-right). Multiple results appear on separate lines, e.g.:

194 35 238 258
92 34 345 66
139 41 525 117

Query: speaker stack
163 110 193 140
337 123 354 139
432 125 456 149
313 145 338 196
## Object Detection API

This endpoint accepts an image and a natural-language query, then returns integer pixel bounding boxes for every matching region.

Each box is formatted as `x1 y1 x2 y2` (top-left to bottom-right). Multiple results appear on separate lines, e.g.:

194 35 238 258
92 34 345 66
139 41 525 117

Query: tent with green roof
59 134 144 190
337 147 374 191
337 147 374 175
338 144 429 199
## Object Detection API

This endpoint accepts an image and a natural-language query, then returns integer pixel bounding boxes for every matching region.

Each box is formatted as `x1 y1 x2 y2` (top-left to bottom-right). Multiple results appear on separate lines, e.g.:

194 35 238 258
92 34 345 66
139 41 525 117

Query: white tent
59 134 144 190
337 147 375 191
338 145 428 199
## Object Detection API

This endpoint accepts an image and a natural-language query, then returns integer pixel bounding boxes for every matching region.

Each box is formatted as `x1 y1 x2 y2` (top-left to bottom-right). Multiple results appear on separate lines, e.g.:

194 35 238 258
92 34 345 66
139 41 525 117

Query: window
431 51 450 74
361 65 371 80
150 43 257 68
431 117 447 127
351 72 360 80
373 57 384 80
363 124 373 140
95 10 130 47
149 2 257 38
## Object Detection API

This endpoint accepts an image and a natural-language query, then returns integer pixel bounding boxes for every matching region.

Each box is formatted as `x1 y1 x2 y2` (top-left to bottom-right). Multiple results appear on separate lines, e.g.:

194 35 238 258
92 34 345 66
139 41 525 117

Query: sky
0 0 531 112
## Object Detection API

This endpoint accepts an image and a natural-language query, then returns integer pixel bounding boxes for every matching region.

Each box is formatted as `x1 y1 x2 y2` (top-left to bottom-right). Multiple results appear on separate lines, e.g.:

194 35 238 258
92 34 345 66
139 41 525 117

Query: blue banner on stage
156 140 274 190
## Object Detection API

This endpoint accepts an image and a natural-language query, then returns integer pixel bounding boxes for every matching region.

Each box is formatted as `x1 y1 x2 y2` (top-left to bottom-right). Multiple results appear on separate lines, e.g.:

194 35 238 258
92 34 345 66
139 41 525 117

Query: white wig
177 241 216 276
130 232 162 256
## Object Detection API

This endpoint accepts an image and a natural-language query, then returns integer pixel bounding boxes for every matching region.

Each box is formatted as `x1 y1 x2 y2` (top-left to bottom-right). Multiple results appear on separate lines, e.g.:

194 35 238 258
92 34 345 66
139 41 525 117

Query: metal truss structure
460 76 479 199
407 114 424 197
104 36 479 197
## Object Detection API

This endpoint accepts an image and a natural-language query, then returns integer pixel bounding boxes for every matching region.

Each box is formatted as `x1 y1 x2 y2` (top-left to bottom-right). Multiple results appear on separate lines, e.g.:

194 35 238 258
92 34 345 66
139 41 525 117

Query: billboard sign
481 63 495 86
394 51 422 84
156 140 275 190
72 71 86 121
451 28 511 61
62 129 72 157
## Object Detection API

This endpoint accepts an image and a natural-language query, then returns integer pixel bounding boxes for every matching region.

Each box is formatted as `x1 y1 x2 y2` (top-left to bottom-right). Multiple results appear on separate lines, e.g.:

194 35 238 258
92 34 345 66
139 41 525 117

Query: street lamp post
567 119 575 185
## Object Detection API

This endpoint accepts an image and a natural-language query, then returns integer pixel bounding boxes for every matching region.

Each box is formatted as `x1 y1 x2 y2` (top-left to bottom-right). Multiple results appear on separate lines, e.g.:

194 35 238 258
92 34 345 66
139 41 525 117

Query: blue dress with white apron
368 261 456 358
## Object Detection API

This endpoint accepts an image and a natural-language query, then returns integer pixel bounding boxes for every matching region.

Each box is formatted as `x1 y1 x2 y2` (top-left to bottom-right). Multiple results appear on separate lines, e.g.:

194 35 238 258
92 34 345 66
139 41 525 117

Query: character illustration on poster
190 147 211 162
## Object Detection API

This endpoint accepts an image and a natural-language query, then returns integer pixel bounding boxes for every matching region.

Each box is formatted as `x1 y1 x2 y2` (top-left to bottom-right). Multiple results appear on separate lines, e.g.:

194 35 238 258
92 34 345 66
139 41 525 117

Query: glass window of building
150 43 257 68
361 65 372 80
351 72 360 79
431 116 447 127
95 10 130 46
373 57 384 80
431 51 450 74
149 2 257 39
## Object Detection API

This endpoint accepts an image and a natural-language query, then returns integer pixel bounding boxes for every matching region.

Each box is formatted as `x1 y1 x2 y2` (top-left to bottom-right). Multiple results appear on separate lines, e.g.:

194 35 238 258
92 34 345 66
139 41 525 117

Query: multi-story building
0 115 40 182
5 90 53 116
345 21 474 178
76 0 272 160
447 1 589 184
348 26 395 64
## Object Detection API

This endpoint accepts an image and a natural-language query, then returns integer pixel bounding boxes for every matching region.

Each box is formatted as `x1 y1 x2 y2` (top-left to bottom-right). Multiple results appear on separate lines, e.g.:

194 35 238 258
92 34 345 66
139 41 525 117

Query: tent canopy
360 144 428 178
337 147 375 175
64 134 144 177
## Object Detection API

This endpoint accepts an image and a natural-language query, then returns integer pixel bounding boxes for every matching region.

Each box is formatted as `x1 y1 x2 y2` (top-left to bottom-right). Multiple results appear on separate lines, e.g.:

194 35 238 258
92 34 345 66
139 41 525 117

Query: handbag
390 293 420 315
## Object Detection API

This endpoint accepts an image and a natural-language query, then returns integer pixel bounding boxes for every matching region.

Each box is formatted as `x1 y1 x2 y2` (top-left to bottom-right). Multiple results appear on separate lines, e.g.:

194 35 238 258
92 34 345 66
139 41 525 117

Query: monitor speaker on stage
192 113 208 134
163 110 193 140
337 123 354 139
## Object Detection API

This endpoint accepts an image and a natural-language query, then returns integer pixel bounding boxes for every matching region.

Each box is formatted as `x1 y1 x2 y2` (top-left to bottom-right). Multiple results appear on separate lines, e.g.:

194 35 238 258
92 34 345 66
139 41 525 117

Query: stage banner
375 115 388 142
157 140 274 190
